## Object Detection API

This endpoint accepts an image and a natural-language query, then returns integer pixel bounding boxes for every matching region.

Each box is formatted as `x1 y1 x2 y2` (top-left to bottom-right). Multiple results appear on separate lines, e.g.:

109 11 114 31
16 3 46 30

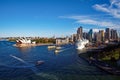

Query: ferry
48 45 56 49
55 49 60 53
56 46 62 50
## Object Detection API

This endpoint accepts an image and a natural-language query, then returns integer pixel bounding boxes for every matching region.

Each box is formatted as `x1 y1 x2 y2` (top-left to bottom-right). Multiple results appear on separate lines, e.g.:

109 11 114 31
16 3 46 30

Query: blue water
0 41 108 80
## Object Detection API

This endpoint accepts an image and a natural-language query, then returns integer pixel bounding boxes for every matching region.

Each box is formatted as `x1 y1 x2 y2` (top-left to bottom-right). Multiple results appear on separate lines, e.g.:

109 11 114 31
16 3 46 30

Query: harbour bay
0 41 119 80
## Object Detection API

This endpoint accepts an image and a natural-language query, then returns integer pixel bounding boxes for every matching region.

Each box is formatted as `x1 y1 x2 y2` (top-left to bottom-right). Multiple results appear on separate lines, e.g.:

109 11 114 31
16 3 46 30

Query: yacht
76 39 89 50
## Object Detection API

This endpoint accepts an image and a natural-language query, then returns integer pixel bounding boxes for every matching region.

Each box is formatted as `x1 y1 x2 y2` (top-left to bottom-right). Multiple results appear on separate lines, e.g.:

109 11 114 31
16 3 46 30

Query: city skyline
0 0 120 37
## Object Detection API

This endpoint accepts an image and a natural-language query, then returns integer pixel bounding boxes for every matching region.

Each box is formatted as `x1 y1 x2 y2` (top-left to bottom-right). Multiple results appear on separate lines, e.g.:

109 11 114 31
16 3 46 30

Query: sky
0 0 120 37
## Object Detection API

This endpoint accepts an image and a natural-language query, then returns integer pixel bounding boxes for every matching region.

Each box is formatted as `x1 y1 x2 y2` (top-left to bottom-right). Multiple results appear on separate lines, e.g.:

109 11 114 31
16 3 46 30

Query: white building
56 38 69 45
16 38 32 44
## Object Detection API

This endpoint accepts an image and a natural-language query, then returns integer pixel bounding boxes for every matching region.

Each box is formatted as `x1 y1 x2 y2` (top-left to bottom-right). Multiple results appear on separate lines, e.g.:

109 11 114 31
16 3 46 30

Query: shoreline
79 43 120 75
13 43 54 47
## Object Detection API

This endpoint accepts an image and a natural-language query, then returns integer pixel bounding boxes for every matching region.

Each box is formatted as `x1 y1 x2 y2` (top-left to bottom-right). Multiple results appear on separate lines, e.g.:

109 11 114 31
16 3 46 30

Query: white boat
56 46 62 50
55 49 60 53
36 61 44 66
48 45 56 49
76 39 89 50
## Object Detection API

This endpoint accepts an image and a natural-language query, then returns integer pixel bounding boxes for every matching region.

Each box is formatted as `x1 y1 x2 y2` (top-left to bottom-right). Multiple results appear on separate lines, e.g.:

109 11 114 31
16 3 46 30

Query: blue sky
0 0 120 37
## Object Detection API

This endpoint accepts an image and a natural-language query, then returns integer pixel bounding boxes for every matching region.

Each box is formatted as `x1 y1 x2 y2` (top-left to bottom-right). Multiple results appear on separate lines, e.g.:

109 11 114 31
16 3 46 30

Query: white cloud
60 15 120 29
59 0 120 30
83 28 90 32
77 19 119 28
93 0 120 18
93 4 110 13
59 15 89 20
93 29 100 32
76 19 98 25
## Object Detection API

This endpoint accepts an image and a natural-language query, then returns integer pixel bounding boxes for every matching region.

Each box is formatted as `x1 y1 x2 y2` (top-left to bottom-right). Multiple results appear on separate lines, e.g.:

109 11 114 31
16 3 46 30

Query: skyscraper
105 28 111 41
77 26 83 40
72 34 77 42
99 30 105 42
94 32 101 42
83 32 88 39
88 29 93 42
111 29 118 40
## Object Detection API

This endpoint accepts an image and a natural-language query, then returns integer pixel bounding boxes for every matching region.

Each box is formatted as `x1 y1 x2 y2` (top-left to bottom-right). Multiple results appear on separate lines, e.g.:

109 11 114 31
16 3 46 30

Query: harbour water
0 41 119 80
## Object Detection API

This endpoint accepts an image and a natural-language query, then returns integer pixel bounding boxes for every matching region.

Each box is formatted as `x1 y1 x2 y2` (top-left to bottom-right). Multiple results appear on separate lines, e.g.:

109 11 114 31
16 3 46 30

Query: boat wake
10 54 39 74
9 55 59 78
55 47 73 53
10 55 28 65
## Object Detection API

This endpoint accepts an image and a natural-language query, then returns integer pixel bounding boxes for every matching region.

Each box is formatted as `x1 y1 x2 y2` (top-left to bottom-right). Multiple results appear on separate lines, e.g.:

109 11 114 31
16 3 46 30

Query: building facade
105 28 111 41
111 29 118 41
99 30 105 42
77 26 83 40
88 29 93 42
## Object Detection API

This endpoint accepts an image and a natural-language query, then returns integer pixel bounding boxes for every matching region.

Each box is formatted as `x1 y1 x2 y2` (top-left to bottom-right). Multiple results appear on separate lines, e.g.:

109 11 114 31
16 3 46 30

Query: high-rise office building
71 34 77 42
83 32 88 39
99 30 105 42
88 29 93 42
105 28 111 40
94 32 98 42
77 26 83 40
95 32 101 42
111 29 118 40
